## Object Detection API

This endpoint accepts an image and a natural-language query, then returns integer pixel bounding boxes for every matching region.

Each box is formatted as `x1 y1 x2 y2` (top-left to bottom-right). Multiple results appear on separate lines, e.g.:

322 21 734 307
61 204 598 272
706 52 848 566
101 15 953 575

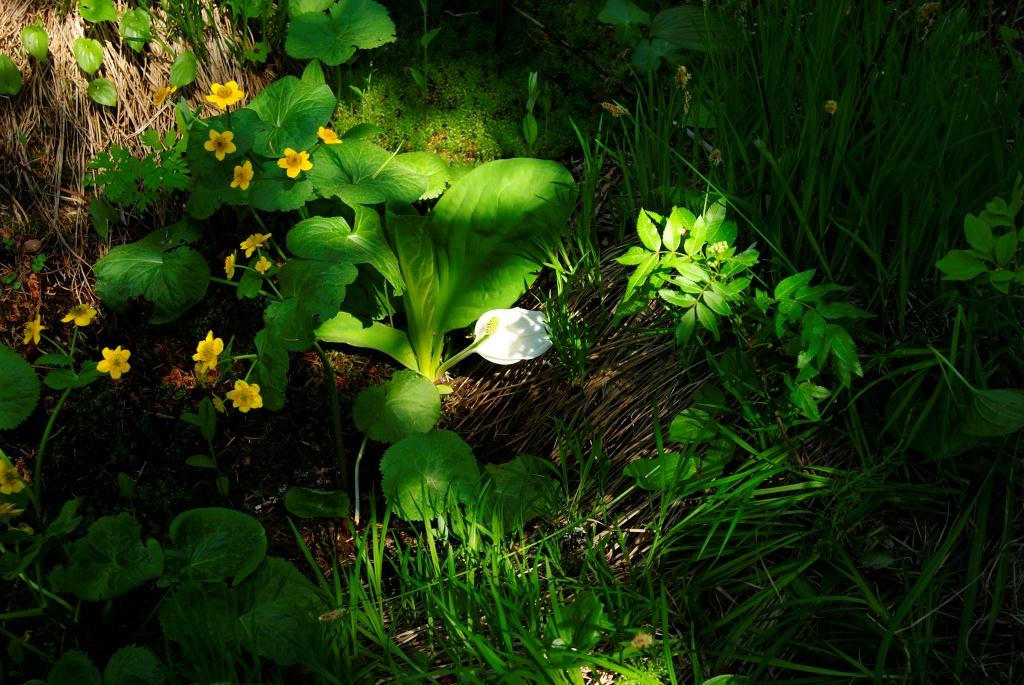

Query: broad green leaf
545 591 613 653
963 213 994 253
310 140 426 205
301 58 325 85
284 487 350 518
87 77 117 107
0 54 21 95
353 370 440 443
342 122 383 140
625 453 697 490
936 250 987 281
237 558 326 666
250 159 316 212
289 0 333 15
167 508 266 585
185 109 263 215
44 362 101 390
396 151 450 200
285 0 397 66
102 646 165 685
51 513 163 601
119 8 152 52
636 209 662 251
0 344 40 430
170 51 197 87
650 5 742 53
962 388 1024 437
483 454 559 529
701 288 730 316
790 379 829 421
94 223 209 324
265 259 357 350
616 246 649 266
816 301 872 319
79 0 117 23
826 324 862 387
668 407 717 444
159 582 241 654
380 430 480 521
993 231 1017 267
597 0 650 27
774 269 816 299
73 37 103 75
801 310 827 360
316 311 417 371
674 307 696 344
35 352 74 368
48 651 101 685
414 156 576 337
287 208 404 292
247 75 336 156
695 301 719 339
21 24 49 61
252 329 289 411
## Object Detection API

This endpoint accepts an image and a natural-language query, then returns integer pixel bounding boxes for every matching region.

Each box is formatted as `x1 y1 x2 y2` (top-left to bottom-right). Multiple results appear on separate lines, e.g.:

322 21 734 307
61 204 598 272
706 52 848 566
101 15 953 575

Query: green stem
353 436 368 526
313 343 349 493
33 387 72 516
210 276 238 288
435 331 493 378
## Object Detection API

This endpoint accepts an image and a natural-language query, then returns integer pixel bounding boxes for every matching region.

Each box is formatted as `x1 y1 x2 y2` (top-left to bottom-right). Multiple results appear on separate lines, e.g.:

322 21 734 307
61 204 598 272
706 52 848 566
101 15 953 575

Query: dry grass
0 0 275 341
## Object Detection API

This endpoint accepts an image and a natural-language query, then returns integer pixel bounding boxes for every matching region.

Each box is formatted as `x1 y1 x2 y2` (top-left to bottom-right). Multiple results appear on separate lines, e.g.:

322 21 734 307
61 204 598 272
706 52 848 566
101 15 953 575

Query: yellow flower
226 379 263 413
231 160 254 190
276 148 313 179
824 99 838 115
192 330 224 373
205 80 245 110
317 126 342 145
0 501 24 523
224 251 237 279
254 255 272 274
22 314 45 346
97 345 131 380
240 232 271 258
61 304 97 327
203 129 237 161
153 85 177 107
212 395 226 414
0 461 26 495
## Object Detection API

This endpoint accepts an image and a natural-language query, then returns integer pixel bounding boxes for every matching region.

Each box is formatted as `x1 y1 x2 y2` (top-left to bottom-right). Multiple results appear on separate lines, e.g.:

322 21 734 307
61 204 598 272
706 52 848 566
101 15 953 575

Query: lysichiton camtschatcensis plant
316 159 576 380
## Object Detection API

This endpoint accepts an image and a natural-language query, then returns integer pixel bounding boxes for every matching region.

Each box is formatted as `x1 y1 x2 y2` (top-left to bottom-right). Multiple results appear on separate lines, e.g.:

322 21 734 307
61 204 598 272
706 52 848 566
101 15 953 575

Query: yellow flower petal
97 345 131 380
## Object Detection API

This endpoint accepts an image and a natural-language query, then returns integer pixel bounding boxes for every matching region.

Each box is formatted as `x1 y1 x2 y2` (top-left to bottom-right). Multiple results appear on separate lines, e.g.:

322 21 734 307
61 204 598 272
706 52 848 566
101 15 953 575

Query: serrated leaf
48 651 101 685
285 0 397 65
663 206 694 251
0 345 40 430
94 223 209 324
636 209 662 252
170 51 197 87
87 77 117 107
73 37 103 75
616 245 649 266
380 430 480 521
52 513 163 601
826 324 862 388
102 646 165 685
701 288 730 316
353 370 440 443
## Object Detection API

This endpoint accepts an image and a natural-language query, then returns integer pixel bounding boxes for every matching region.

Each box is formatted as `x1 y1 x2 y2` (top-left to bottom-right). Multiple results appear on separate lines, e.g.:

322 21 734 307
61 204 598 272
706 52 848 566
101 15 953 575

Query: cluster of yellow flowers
224 231 274 282
22 304 131 381
189 330 263 413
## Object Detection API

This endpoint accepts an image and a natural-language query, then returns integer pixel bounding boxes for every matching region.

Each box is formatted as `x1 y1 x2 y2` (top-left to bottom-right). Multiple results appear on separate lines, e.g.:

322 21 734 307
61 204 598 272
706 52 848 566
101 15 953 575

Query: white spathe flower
473 308 553 365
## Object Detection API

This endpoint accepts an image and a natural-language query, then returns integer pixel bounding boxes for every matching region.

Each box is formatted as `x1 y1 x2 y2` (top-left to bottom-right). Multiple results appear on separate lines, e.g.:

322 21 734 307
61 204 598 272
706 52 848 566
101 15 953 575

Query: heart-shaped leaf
73 37 103 75
380 430 480 521
353 370 440 443
170 51 197 87
87 77 117 106
309 140 426 205
285 0 396 66
247 75 336 156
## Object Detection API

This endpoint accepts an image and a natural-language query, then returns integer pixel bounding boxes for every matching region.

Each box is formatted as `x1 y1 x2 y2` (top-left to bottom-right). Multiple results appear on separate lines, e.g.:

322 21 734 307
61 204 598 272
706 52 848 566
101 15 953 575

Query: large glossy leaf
353 370 440 443
310 140 426 205
250 159 316 212
264 259 357 351
252 329 289 411
72 37 103 75
0 54 21 95
285 0 396 66
94 222 209 324
51 513 164 601
0 344 39 430
425 158 576 336
316 311 416 370
286 207 404 293
483 454 559 529
167 507 266 585
380 430 480 521
247 75 336 156
78 0 117 23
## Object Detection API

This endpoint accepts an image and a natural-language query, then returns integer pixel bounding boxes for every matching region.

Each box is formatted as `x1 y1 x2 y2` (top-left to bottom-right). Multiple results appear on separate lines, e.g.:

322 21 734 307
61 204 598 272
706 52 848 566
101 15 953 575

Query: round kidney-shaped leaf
73 37 103 75
247 75 336 156
380 430 480 521
353 370 440 443
168 507 267 585
87 77 117 106
21 24 49 60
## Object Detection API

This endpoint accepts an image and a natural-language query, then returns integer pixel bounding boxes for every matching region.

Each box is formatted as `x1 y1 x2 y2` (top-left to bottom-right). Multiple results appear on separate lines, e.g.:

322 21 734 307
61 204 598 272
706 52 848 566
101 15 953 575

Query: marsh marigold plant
204 130 237 161
224 252 237 279
97 345 131 380
231 160 254 190
317 127 342 145
226 379 262 413
153 85 176 107
240 233 271 258
277 148 312 179
62 304 97 327
205 80 245 110
0 461 26 495
22 314 45 346
192 331 224 373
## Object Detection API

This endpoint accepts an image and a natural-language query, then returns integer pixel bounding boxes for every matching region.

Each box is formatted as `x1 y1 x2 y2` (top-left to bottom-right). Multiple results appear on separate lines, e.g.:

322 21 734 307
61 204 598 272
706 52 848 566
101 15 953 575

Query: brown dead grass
0 0 276 342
